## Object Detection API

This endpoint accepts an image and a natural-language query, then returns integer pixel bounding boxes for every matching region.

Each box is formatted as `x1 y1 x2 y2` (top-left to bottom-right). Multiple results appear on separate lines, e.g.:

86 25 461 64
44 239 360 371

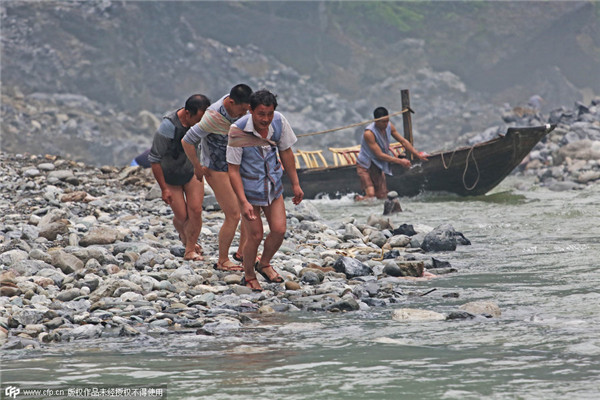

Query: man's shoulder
157 118 176 138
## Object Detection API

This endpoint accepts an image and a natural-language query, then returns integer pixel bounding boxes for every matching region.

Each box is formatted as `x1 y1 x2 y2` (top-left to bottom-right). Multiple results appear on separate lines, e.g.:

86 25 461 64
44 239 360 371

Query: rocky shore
1 152 482 350
462 98 600 190
2 96 598 351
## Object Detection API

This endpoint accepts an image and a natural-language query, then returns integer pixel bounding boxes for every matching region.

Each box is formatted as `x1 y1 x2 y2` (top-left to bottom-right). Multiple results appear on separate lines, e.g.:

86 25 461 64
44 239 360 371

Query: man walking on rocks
356 107 428 200
227 89 303 291
182 84 253 272
149 94 211 261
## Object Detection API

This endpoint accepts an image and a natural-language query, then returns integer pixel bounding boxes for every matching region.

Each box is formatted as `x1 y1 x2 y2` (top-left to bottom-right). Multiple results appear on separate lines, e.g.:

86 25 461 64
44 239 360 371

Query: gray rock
79 227 119 246
47 170 79 185
421 224 470 252
0 249 29 266
459 301 501 318
383 260 424 277
56 288 82 302
38 221 69 240
392 308 446 322
36 267 67 286
61 324 103 340
49 249 84 274
333 256 372 278
388 234 411 248
13 308 47 325
300 271 321 285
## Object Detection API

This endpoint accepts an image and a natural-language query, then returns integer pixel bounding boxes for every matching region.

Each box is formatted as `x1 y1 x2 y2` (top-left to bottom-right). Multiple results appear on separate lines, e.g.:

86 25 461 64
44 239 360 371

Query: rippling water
3 177 599 399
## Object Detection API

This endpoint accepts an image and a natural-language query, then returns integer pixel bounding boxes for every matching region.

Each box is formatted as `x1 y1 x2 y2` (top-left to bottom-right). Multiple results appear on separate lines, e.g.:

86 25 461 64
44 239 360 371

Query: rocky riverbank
1 152 484 350
456 98 600 191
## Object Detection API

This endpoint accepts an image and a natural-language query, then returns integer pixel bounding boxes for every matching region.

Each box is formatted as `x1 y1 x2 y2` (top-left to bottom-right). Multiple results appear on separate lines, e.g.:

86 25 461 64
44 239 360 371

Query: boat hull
283 125 554 198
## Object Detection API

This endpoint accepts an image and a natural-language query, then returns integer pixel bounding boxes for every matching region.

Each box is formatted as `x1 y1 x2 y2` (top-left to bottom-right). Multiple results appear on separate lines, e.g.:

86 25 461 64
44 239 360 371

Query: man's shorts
205 134 229 172
356 164 388 199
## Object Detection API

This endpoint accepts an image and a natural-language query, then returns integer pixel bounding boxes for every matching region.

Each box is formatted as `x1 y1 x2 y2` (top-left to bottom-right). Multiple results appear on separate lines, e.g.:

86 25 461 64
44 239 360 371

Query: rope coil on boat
440 145 480 191
462 146 480 191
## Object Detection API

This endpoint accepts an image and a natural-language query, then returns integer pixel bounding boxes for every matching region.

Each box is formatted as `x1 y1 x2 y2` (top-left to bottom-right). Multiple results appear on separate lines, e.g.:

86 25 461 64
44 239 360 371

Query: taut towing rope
296 108 411 138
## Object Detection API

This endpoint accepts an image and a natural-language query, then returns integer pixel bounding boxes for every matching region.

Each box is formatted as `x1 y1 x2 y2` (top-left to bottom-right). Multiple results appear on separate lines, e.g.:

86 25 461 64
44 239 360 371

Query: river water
2 177 599 399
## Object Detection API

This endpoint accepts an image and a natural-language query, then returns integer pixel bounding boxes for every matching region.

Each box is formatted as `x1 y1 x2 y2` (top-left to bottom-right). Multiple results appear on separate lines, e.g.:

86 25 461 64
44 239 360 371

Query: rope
440 145 480 190
440 149 457 169
297 108 410 138
462 146 480 191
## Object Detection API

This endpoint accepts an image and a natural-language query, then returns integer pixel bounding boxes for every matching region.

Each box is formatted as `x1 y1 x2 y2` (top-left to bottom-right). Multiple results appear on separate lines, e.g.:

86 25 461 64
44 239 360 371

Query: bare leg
182 177 204 257
242 206 264 285
206 170 241 265
237 218 249 256
167 183 202 260
255 196 286 281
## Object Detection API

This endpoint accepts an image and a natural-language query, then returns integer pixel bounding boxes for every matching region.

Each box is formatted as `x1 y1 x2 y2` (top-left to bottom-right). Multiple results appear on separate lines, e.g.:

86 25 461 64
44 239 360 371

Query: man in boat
148 94 211 261
182 84 253 272
356 106 428 200
227 89 303 291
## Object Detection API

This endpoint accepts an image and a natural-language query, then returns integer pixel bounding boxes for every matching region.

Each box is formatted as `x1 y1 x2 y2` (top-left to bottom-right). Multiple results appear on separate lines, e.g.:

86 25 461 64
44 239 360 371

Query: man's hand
396 158 411 168
161 188 173 205
292 185 304 205
416 151 429 161
201 166 212 179
194 166 204 182
241 201 257 221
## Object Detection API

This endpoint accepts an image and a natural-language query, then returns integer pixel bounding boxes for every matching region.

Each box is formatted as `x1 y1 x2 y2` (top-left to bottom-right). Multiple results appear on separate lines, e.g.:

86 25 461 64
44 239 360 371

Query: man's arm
390 123 428 161
150 163 173 205
228 163 257 221
181 139 204 182
364 130 411 168
279 148 303 205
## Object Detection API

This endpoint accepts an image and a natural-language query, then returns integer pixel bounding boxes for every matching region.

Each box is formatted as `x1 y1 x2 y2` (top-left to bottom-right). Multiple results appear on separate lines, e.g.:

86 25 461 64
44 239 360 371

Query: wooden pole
401 89 414 161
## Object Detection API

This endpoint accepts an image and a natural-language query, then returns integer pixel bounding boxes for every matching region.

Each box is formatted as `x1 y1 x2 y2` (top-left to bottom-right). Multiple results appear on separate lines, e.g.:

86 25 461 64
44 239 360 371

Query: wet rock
388 235 411 248
459 301 501 318
333 256 372 278
421 224 470 252
446 311 476 320
382 260 424 277
61 324 103 340
383 192 402 215
392 308 446 322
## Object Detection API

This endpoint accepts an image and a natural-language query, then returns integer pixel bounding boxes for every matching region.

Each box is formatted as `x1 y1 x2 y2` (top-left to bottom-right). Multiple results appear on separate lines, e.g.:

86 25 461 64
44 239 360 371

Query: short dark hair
229 84 253 105
185 94 211 115
373 107 389 119
250 89 278 110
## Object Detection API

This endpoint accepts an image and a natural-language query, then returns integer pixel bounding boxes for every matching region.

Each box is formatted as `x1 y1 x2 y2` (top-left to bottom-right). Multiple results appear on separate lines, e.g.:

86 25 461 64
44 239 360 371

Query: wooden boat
283 124 555 198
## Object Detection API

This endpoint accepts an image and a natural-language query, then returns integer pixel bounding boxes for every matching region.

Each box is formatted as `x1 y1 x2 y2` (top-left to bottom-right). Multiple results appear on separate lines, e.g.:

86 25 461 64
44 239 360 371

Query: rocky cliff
1 1 598 166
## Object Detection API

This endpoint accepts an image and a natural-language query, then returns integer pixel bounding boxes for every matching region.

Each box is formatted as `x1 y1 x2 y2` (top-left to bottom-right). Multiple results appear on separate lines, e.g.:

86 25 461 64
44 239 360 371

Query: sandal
232 252 261 263
240 275 262 292
180 234 203 255
255 262 284 283
232 251 244 263
184 251 204 261
215 259 243 272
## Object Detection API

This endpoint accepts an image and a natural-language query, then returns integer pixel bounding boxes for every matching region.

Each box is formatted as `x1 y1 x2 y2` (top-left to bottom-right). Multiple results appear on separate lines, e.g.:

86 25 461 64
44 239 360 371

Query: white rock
392 308 446 322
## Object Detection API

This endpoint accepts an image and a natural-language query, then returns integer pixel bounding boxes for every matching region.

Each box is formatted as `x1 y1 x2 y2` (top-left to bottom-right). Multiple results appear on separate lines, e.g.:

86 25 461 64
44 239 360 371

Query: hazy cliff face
2 1 597 111
1 1 597 165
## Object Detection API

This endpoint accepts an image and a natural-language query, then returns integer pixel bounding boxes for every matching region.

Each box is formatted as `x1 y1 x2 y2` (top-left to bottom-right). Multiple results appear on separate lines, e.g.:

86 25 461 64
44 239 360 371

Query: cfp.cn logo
4 386 20 399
